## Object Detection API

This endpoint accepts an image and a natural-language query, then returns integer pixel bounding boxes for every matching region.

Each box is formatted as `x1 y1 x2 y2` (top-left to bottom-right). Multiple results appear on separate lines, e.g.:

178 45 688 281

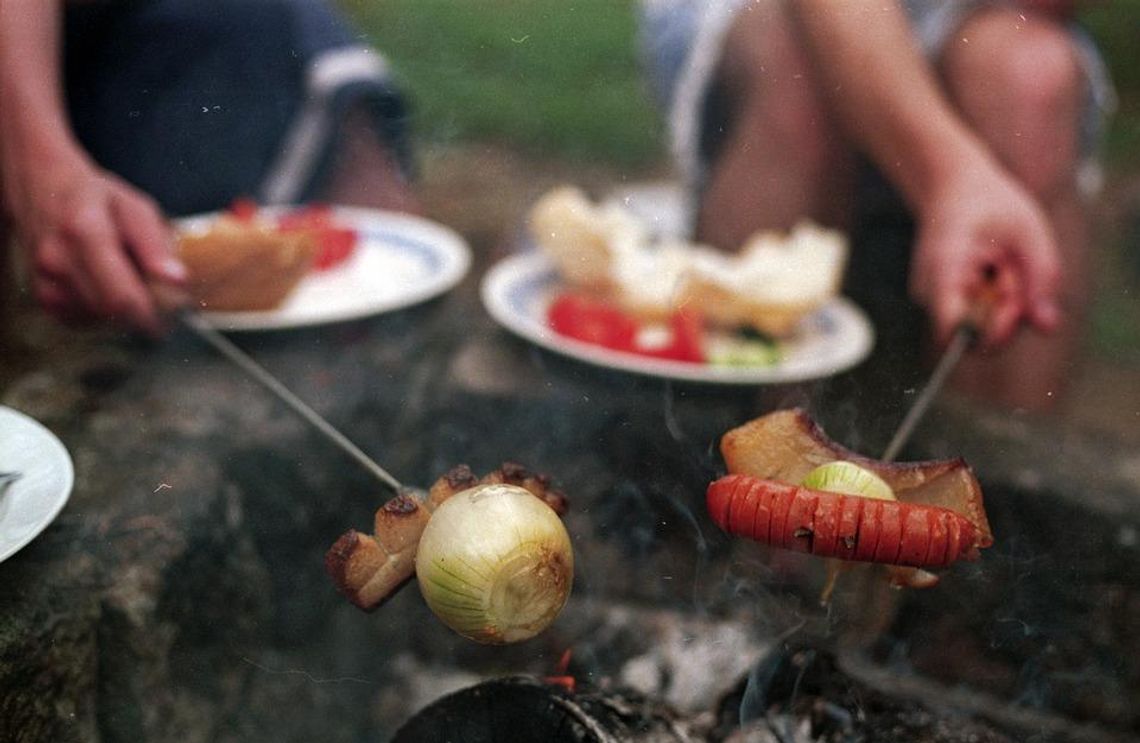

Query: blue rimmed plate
176 207 471 331
480 251 874 385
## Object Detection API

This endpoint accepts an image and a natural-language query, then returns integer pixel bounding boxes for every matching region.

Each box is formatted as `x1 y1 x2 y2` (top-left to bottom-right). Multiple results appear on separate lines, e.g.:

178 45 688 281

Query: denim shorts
65 0 412 217
638 0 1117 228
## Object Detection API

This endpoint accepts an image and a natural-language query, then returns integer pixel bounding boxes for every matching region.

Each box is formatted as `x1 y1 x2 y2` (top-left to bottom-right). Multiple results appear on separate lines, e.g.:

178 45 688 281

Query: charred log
392 676 703 743
711 645 1018 743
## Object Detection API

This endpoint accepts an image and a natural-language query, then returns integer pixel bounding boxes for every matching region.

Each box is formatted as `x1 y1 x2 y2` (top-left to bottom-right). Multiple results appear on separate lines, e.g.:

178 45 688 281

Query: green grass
343 1 1140 172
341 0 664 168
1081 4 1140 169
1081 5 1140 361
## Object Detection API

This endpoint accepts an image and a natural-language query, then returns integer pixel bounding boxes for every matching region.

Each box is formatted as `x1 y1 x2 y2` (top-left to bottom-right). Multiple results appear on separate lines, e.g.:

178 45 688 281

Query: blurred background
343 0 1140 437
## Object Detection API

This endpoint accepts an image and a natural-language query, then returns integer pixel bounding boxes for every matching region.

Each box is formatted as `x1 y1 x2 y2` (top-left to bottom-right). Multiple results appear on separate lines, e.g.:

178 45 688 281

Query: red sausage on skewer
707 474 981 569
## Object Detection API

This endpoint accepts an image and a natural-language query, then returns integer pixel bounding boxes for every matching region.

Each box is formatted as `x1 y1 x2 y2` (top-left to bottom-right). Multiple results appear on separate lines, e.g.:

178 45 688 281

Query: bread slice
177 215 317 311
682 222 848 337
529 186 642 291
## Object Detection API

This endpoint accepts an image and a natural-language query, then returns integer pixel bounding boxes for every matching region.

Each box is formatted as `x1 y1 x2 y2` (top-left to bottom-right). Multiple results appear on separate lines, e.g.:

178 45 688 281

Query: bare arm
789 0 1060 345
0 0 185 334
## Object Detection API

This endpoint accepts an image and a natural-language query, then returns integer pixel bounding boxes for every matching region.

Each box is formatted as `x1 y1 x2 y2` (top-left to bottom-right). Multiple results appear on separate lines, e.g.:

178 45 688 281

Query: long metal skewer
180 312 405 494
881 324 976 463
880 269 999 463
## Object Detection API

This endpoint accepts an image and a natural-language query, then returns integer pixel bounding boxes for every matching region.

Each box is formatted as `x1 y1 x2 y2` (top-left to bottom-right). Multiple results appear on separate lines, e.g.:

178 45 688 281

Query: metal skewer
180 312 406 495
880 324 976 463
880 274 997 463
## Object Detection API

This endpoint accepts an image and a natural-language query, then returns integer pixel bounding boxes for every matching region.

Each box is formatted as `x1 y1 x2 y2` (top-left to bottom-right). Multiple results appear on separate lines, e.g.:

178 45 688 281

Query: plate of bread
480 187 873 385
175 204 471 331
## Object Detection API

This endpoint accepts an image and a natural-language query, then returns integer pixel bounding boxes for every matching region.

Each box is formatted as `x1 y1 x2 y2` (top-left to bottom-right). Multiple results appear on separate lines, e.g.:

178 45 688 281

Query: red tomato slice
278 204 358 271
228 197 259 222
311 226 357 270
547 293 638 351
633 308 705 363
666 307 705 362
547 293 706 363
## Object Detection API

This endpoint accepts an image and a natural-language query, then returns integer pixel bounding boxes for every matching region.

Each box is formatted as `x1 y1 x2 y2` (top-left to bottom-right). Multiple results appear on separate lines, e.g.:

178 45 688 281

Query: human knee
718 1 835 166
999 23 1082 124
745 88 836 169
954 16 1085 195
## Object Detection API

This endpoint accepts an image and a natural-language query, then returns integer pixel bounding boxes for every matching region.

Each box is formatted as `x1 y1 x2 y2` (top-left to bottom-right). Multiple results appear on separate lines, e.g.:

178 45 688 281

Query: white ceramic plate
480 252 875 385
0 406 74 563
176 206 472 331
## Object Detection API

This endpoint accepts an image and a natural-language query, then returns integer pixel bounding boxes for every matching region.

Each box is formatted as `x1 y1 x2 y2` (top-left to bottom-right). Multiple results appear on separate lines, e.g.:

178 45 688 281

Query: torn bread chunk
528 186 848 337
683 223 848 337
177 215 317 311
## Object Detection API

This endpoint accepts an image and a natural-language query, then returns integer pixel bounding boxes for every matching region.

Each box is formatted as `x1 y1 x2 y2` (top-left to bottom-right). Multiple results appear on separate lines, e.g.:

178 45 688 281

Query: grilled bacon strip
707 474 981 569
325 463 567 611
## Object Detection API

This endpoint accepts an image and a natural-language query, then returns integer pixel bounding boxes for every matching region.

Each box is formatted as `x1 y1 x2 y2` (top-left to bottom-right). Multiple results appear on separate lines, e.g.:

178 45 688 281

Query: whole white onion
415 483 574 644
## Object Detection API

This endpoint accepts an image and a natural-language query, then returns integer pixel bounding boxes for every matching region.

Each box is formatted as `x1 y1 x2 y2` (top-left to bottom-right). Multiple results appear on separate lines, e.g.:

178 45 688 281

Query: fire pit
391 647 1028 742
864 484 1140 734
1 247 1137 743
369 358 1140 743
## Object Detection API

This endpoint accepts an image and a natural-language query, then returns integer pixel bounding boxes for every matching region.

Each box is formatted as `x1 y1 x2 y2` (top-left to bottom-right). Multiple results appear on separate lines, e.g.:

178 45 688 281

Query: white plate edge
0 406 75 563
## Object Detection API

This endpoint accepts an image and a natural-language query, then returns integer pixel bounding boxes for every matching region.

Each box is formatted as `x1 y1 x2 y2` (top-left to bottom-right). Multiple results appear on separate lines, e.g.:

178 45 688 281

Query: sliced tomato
228 197 260 222
635 309 705 363
311 225 357 270
659 307 705 363
278 204 358 271
547 293 638 351
547 293 706 363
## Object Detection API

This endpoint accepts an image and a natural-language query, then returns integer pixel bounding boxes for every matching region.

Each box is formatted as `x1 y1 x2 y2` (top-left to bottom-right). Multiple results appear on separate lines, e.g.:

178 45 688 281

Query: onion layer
415 483 574 644
801 460 895 501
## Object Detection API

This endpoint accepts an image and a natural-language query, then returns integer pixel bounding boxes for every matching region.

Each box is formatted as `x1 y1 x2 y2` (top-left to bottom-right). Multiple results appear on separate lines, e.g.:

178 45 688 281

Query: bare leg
0 221 15 345
318 106 421 215
938 8 1090 411
696 0 855 251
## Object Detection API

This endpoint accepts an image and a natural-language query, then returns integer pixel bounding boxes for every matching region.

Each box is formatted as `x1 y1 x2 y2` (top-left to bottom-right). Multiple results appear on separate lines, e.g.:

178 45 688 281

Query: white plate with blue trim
176 207 471 331
480 252 875 385
0 406 74 564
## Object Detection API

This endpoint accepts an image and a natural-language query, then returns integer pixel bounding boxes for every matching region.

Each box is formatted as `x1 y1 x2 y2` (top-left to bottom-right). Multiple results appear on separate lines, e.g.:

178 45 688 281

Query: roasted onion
415 483 574 644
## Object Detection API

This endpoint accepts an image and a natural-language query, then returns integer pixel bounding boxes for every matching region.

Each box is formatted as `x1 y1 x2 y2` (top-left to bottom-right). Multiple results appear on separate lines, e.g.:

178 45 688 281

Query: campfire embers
712 646 1016 743
392 645 1023 742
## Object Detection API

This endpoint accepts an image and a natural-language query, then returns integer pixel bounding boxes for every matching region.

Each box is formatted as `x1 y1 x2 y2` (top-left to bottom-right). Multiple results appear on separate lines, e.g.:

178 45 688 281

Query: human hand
3 153 187 335
909 163 1061 348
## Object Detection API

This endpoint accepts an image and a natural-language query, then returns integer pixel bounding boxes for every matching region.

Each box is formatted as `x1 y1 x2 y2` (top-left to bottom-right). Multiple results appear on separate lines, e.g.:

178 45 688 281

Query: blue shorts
638 0 1117 229
64 0 412 217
